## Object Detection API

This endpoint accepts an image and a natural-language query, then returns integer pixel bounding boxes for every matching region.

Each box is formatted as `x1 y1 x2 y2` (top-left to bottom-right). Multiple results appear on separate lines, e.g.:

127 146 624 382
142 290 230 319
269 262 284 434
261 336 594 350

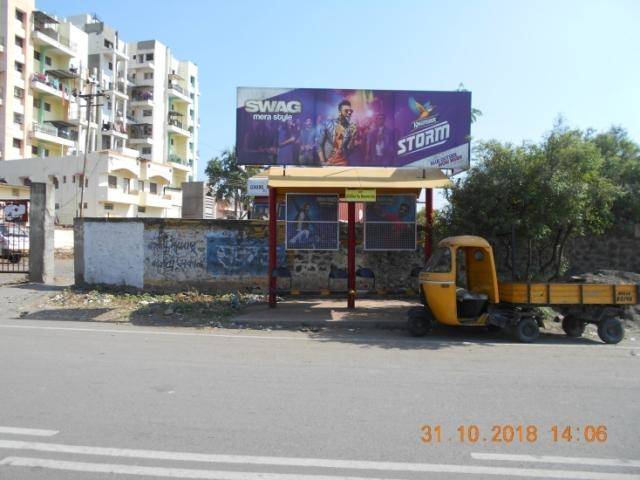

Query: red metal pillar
268 186 277 308
347 201 356 309
425 188 433 262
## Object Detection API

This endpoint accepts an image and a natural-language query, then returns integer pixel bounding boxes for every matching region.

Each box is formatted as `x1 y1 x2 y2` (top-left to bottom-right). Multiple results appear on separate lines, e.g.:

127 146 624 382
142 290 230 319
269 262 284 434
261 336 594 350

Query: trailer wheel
407 309 432 337
562 316 585 338
513 317 540 343
597 317 624 344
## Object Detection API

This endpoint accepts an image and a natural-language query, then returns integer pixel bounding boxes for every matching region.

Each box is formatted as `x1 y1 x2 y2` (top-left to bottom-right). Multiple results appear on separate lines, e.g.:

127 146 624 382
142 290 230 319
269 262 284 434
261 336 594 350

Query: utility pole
77 81 105 218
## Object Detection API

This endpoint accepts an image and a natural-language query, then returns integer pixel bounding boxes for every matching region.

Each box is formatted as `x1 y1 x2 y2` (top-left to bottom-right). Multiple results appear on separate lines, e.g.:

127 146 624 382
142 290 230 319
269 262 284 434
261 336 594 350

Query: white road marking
0 455 638 480
472 453 640 468
0 323 635 349
0 441 638 479
0 427 58 437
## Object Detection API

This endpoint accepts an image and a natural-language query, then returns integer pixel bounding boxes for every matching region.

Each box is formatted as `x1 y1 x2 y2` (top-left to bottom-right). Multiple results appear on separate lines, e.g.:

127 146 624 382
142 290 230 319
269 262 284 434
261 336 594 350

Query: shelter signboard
345 189 376 202
285 194 339 250
237 87 471 171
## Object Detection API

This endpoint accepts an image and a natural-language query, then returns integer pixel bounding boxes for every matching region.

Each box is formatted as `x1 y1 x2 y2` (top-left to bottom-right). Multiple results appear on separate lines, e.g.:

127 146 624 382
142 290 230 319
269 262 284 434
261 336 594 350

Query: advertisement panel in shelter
364 194 417 250
237 87 471 171
286 194 339 250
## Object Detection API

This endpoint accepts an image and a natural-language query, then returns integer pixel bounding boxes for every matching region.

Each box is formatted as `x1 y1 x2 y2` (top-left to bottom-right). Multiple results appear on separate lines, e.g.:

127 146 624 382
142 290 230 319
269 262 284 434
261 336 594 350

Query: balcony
97 186 139 205
31 11 76 57
139 191 173 209
168 154 192 172
31 73 75 99
30 121 77 147
167 117 191 137
105 81 128 99
167 82 191 103
102 121 128 139
131 59 154 70
128 124 153 145
129 88 154 107
141 161 172 183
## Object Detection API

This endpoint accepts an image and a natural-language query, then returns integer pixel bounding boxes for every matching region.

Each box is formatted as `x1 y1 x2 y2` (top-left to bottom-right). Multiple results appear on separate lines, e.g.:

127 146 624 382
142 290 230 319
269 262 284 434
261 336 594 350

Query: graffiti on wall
147 229 206 272
206 229 283 276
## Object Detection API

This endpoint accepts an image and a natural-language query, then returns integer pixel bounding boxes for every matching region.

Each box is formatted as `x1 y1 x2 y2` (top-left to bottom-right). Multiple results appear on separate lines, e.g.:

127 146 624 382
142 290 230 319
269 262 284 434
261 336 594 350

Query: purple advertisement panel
286 194 339 250
237 87 471 170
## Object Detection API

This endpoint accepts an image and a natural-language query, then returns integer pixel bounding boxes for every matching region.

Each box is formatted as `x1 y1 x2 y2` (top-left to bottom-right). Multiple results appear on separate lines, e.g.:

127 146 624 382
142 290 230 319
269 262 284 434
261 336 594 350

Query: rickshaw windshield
424 247 452 273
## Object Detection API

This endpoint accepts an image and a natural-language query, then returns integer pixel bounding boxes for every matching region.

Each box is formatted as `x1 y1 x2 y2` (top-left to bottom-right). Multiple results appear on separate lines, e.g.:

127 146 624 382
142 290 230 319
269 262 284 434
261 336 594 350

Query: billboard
286 194 339 250
364 194 417 251
237 87 471 170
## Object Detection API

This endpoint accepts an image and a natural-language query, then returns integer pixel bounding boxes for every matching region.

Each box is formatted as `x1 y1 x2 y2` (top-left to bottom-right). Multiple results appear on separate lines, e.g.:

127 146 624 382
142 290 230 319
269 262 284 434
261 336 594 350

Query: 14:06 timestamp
420 424 608 444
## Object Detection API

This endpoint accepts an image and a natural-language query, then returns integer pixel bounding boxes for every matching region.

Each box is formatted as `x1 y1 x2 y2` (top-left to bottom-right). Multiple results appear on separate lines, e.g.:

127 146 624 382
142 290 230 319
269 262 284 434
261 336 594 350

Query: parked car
0 223 29 263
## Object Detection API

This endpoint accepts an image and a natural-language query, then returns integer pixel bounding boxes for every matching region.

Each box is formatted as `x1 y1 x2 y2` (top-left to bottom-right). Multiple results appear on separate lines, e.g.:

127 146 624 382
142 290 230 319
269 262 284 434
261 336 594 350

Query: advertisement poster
1 200 29 223
364 195 417 250
286 194 339 250
237 87 471 171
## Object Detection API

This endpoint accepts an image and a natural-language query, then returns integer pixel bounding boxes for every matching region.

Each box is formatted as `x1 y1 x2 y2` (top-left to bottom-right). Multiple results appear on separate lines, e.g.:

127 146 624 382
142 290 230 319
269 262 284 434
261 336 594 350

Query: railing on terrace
32 122 78 141
168 119 185 129
32 24 77 52
168 83 185 94
31 73 73 96
168 154 186 165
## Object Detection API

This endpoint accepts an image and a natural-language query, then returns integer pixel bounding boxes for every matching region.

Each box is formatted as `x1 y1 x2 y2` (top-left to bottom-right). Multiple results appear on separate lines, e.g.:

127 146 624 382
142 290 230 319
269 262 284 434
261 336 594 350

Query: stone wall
75 218 426 293
566 229 640 275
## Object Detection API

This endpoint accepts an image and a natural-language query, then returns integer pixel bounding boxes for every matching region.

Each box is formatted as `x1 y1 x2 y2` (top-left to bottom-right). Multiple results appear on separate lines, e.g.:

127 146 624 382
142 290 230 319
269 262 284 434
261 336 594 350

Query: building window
144 72 153 80
138 180 144 191
63 176 67 184
189 142 194 152
143 109 152 117
44 102 51 112
13 113 24 125
142 147 151 154
15 62 24 73
190 76 195 86
190 93 194 100
15 9 25 23
108 62 113 70
170 138 174 146
122 178 130 194
53 177 59 189
108 175 117 188
103 39 113 49
12 138 22 149
44 148 49 157
32 146 39 155
104 203 114 210
150 182 157 194
15 36 24 48
190 109 194 119
85 177 89 187
137 206 146 213
55 203 60 210
34 50 41 60
14 87 24 99
45 56 52 66
78 203 88 209
132 55 136 60
145 53 154 61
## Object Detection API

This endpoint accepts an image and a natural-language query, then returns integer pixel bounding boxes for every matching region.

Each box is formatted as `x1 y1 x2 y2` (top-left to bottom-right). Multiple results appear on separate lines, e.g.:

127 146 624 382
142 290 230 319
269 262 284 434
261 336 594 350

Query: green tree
205 147 260 218
590 127 640 225
440 124 620 280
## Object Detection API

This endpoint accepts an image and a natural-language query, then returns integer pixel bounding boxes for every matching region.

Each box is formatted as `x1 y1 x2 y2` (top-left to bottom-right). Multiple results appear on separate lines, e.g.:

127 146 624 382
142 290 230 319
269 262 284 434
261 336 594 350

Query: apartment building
128 40 199 182
0 2 200 222
0 149 184 224
0 0 90 161
68 14 130 152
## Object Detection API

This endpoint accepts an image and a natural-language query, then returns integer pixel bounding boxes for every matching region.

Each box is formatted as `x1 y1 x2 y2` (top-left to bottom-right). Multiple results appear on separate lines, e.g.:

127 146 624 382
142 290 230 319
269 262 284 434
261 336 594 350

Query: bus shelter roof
265 167 452 189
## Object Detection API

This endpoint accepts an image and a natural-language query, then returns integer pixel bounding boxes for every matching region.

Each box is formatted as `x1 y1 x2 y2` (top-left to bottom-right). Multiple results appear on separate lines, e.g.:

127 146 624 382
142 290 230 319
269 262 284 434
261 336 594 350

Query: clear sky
41 0 640 205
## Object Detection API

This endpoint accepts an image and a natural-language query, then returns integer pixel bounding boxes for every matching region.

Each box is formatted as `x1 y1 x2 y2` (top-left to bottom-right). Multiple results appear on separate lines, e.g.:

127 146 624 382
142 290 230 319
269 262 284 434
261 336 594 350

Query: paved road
0 311 638 479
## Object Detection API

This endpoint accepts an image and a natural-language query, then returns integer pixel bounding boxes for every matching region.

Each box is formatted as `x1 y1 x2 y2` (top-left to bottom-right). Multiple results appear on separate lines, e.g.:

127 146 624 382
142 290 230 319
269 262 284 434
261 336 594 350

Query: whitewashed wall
83 222 144 288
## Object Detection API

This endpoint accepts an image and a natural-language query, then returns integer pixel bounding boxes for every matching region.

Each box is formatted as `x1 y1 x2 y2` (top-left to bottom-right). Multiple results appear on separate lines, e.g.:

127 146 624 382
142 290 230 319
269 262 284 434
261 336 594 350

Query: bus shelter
263 166 452 308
